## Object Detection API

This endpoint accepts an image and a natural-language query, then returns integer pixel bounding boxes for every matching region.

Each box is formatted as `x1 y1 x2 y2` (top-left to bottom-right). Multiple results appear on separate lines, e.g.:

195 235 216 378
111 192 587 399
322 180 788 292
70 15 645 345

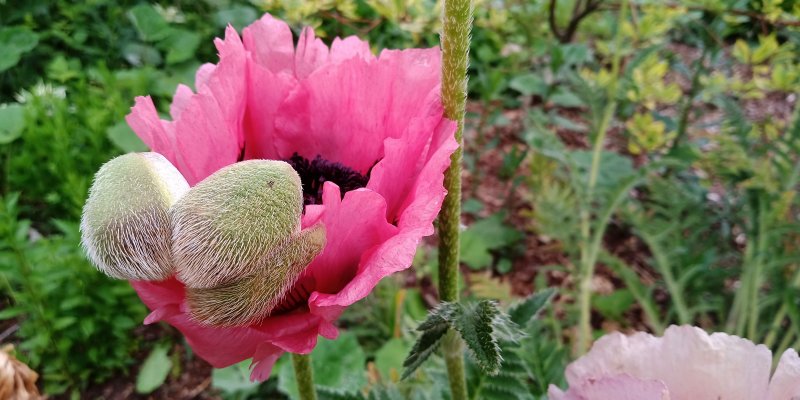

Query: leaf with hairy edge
401 303 459 379
508 289 556 326
453 301 502 375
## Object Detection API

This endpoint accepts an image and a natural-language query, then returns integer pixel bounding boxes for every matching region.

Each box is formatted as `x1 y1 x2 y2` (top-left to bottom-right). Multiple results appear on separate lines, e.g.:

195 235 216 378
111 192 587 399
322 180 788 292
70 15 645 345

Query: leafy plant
0 194 146 395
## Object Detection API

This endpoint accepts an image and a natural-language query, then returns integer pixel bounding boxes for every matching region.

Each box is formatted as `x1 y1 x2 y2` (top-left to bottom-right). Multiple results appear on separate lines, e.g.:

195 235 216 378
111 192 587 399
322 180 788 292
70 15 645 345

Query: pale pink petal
273 47 443 173
125 97 178 165
242 61 296 160
195 63 216 91
769 349 800 400
301 183 397 296
163 27 246 184
294 27 329 79
367 87 457 224
242 14 295 74
565 326 772 400
330 36 374 63
170 84 194 120
549 375 670 400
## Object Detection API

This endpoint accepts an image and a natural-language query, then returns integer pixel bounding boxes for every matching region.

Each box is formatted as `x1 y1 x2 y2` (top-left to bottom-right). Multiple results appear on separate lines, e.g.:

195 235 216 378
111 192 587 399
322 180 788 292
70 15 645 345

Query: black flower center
285 153 370 206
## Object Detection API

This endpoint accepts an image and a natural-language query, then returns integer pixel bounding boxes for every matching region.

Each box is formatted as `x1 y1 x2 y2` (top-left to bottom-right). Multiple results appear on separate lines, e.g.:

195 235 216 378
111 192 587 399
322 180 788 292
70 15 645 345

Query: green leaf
375 338 409 381
128 4 171 42
402 303 457 379
214 6 259 31
136 345 172 394
509 73 547 96
549 88 584 108
593 289 635 320
106 121 148 152
508 289 556 327
277 332 366 397
161 28 201 65
0 26 39 72
212 361 260 396
0 103 25 144
0 306 25 320
461 213 523 270
122 43 163 66
452 301 502 375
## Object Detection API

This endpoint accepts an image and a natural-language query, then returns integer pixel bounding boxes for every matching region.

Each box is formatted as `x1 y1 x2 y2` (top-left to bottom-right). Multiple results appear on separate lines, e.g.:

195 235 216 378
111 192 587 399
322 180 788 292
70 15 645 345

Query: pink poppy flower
125 14 457 380
549 325 800 400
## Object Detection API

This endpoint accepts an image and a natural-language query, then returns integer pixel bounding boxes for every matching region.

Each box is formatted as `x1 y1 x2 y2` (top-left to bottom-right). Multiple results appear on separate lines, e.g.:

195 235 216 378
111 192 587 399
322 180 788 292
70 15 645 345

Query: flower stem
291 353 317 400
438 0 473 398
575 0 628 356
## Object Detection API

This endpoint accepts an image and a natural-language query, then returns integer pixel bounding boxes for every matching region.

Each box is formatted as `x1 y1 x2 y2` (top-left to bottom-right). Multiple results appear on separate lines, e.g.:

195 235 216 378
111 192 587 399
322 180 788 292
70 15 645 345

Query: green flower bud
186 223 326 326
171 160 306 290
81 152 189 281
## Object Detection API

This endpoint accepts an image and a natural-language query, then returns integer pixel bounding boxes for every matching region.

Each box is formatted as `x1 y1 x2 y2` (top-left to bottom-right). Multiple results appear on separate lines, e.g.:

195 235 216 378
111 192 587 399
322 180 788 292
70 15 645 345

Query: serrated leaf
402 303 459 379
453 301 501 375
508 289 556 326
136 345 172 394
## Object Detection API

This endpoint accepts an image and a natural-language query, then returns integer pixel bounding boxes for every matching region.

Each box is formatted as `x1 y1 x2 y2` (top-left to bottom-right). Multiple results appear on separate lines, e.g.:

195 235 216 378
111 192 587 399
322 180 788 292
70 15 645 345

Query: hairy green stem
576 0 629 356
438 0 472 398
291 353 317 400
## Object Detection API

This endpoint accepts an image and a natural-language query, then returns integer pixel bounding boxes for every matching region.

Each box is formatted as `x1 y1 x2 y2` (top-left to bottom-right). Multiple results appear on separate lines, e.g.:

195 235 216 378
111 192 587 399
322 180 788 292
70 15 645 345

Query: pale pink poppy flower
549 325 800 400
125 14 457 380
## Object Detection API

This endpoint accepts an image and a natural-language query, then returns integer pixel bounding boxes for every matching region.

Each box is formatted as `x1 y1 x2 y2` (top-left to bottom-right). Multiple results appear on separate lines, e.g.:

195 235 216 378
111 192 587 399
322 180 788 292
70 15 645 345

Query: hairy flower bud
186 223 326 326
80 152 189 281
171 160 305 288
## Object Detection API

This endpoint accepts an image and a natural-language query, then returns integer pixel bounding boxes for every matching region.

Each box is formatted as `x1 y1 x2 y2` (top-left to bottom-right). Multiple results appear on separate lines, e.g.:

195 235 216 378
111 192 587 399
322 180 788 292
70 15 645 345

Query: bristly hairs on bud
171 160 305 289
80 152 189 281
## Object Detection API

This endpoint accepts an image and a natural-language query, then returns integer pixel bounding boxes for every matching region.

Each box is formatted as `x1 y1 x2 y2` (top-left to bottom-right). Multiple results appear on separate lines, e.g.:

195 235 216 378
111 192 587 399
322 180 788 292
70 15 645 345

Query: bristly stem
292 353 317 400
438 0 473 399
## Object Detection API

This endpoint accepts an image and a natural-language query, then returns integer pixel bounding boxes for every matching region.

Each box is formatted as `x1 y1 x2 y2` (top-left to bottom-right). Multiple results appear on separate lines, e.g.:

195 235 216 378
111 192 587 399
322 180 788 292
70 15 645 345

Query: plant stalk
576 0 629 356
438 0 473 398
291 353 317 400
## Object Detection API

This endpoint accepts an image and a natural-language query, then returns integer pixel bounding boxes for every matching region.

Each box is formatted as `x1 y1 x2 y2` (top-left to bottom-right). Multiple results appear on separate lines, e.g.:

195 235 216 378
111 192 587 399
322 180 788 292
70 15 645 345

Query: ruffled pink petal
195 63 216 91
170 84 194 120
367 87 457 224
242 60 296 160
132 279 335 372
564 325 772 400
302 183 397 296
273 47 442 174
294 28 329 79
128 27 246 185
329 36 374 63
242 14 295 75
549 375 670 400
125 97 177 166
768 349 800 400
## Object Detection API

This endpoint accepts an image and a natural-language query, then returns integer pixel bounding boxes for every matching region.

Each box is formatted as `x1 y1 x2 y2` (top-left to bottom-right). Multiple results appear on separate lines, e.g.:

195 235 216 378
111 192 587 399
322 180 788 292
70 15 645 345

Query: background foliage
1 0 799 398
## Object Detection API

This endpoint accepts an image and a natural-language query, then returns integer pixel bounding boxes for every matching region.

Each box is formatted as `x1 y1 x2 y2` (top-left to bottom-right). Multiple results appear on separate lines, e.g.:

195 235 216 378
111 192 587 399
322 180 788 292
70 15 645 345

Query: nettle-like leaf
402 300 529 379
453 301 504 374
401 303 454 379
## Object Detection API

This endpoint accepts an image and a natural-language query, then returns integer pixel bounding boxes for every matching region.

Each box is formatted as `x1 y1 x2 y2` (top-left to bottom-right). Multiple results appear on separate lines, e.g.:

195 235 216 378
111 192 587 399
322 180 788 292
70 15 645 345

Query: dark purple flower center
285 153 370 206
